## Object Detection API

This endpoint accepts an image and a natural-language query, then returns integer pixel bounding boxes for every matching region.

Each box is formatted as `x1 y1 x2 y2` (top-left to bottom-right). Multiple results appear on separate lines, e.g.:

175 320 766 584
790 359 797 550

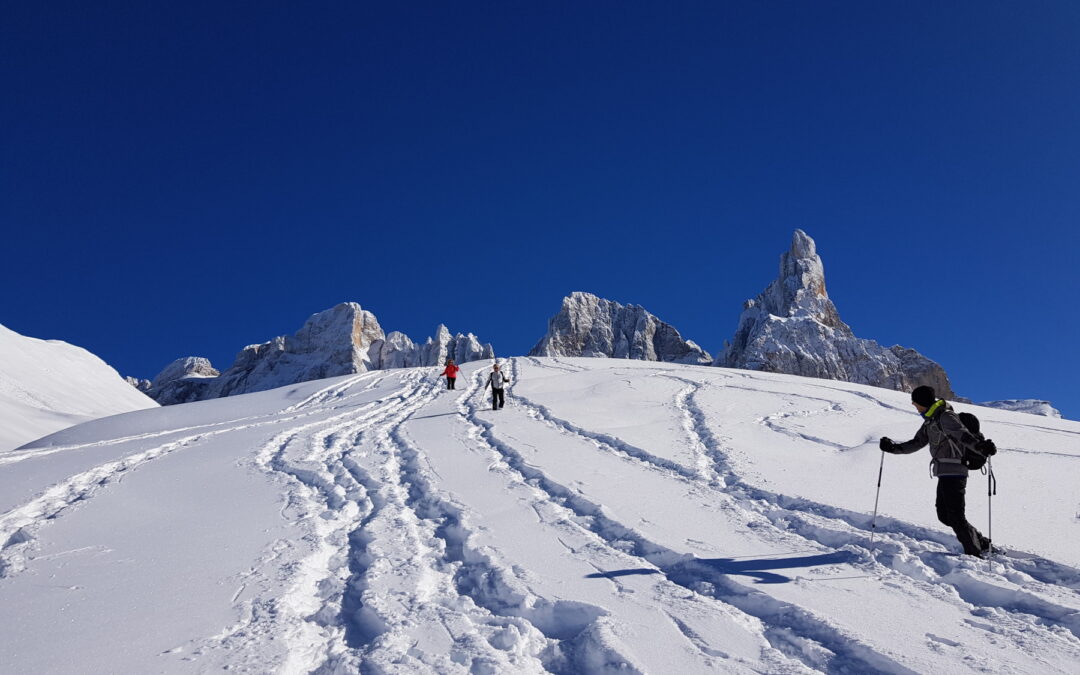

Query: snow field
0 358 1078 673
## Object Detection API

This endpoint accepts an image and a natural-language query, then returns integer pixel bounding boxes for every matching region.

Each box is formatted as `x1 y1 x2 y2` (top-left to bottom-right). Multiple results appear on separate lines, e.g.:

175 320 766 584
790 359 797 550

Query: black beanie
911 385 936 408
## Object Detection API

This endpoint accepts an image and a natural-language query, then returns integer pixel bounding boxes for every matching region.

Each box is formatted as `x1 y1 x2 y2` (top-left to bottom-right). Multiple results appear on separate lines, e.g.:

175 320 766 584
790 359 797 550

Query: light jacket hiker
880 385 997 556
484 365 509 410
440 361 460 390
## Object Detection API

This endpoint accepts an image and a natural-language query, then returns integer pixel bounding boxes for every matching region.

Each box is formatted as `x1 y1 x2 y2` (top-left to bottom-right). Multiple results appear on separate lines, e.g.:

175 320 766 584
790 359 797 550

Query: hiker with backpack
440 359 460 390
484 362 509 410
879 385 998 557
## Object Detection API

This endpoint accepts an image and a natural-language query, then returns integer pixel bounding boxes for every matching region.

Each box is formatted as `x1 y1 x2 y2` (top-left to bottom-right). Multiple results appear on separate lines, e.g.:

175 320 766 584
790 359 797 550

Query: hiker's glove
976 439 997 456
879 437 897 453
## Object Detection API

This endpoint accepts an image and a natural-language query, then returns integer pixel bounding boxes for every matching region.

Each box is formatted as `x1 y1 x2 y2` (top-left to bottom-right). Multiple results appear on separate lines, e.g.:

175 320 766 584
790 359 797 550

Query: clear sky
3 2 1078 418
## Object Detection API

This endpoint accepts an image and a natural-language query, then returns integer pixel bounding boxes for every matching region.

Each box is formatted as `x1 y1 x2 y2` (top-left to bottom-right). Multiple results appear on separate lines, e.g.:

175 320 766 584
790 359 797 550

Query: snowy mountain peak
150 356 219 390
720 231 955 398
529 291 711 364
141 356 222 405
759 228 846 330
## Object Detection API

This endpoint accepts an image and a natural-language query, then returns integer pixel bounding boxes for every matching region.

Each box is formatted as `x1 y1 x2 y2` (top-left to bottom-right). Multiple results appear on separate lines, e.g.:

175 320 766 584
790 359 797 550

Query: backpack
957 411 995 470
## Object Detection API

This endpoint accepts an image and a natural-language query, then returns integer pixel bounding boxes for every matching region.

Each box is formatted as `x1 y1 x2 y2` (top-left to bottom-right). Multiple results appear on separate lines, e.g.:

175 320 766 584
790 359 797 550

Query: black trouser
446 377 456 390
936 476 988 555
491 388 504 409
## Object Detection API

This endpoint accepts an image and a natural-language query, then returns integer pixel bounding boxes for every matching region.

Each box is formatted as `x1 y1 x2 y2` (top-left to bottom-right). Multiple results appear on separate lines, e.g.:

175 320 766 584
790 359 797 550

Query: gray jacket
892 401 980 477
486 371 508 390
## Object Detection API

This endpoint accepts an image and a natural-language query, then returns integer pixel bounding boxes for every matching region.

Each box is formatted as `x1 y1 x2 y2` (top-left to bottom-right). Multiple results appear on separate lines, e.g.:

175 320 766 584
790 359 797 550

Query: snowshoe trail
2 359 1078 673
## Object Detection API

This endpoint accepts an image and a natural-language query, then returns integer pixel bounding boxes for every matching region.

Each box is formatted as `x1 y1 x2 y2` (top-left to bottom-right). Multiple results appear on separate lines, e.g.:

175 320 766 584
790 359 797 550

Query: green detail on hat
924 399 944 418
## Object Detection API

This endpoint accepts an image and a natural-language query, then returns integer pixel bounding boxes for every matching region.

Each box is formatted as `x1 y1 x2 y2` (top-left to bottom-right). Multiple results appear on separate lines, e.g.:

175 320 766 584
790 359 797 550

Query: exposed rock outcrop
529 292 711 365
143 357 221 405
125 376 152 394
208 303 384 398
145 303 494 404
717 230 955 397
371 325 494 369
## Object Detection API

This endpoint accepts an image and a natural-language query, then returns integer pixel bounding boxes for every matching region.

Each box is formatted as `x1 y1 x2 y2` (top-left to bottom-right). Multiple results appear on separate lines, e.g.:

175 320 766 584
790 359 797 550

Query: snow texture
978 399 1062 418
530 291 712 364
3 358 1078 673
0 323 158 452
717 230 956 398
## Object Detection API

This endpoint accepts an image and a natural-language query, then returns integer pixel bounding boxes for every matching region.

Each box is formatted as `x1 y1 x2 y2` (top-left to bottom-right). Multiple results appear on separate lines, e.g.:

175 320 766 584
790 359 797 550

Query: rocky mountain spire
718 230 955 398
529 292 711 365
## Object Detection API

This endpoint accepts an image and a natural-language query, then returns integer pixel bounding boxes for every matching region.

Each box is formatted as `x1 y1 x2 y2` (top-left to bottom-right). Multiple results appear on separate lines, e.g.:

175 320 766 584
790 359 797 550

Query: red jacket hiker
440 362 460 390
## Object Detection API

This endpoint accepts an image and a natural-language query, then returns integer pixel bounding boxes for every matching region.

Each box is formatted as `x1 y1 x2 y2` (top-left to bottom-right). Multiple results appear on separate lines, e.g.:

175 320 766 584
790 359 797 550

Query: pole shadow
585 550 857 585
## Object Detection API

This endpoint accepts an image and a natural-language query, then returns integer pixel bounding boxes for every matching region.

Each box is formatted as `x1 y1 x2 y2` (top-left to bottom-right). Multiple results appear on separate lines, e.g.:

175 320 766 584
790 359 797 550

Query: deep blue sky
3 2 1078 418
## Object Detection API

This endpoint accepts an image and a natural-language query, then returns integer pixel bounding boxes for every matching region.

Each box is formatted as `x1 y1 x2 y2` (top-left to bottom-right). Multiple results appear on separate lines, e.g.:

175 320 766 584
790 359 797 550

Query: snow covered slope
2 359 1078 673
0 323 158 452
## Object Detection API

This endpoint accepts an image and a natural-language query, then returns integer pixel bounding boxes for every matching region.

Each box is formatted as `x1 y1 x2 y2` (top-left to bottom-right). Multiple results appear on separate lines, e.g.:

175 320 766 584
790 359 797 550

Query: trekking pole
987 458 997 565
870 450 885 548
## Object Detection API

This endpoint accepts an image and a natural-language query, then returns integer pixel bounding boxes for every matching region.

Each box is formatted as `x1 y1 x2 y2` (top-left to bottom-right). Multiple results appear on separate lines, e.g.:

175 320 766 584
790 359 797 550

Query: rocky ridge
529 292 711 365
143 303 493 404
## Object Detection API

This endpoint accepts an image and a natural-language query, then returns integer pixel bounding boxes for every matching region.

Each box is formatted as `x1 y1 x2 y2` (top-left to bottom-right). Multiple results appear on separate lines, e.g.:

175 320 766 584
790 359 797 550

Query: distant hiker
879 385 997 557
484 363 509 410
440 359 460 390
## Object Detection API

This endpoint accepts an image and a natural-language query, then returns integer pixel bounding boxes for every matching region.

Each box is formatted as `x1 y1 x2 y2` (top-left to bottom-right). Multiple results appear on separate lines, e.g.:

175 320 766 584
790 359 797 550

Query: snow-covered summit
717 230 955 397
0 322 157 451
529 291 711 364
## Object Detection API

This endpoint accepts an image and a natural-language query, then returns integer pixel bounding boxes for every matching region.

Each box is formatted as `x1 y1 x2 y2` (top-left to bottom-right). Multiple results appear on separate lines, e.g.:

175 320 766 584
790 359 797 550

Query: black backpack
957 411 995 470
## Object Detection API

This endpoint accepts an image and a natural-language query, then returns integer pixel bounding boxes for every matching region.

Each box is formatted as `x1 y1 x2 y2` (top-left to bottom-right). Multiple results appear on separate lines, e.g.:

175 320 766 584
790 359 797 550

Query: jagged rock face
529 292 712 365
209 303 385 398
148 303 495 404
370 326 495 369
125 376 152 394
143 357 221 405
151 357 219 389
370 331 420 369
718 230 955 398
978 399 1062 418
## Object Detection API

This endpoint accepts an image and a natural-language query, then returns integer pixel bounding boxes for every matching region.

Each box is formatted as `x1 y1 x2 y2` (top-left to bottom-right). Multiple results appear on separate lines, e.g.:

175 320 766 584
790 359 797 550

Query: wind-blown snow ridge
2 358 1078 673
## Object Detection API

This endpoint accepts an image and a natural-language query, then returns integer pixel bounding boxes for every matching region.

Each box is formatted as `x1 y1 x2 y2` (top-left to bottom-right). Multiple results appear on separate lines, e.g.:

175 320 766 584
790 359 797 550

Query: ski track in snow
4 358 1079 674
665 375 1080 645
452 361 800 674
498 362 921 674
504 362 1080 667
191 370 556 674
0 379 383 581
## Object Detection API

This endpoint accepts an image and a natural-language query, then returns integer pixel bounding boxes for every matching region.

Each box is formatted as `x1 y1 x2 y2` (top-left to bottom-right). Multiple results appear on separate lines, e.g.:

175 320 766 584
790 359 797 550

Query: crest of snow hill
143 303 493 405
132 231 1059 416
